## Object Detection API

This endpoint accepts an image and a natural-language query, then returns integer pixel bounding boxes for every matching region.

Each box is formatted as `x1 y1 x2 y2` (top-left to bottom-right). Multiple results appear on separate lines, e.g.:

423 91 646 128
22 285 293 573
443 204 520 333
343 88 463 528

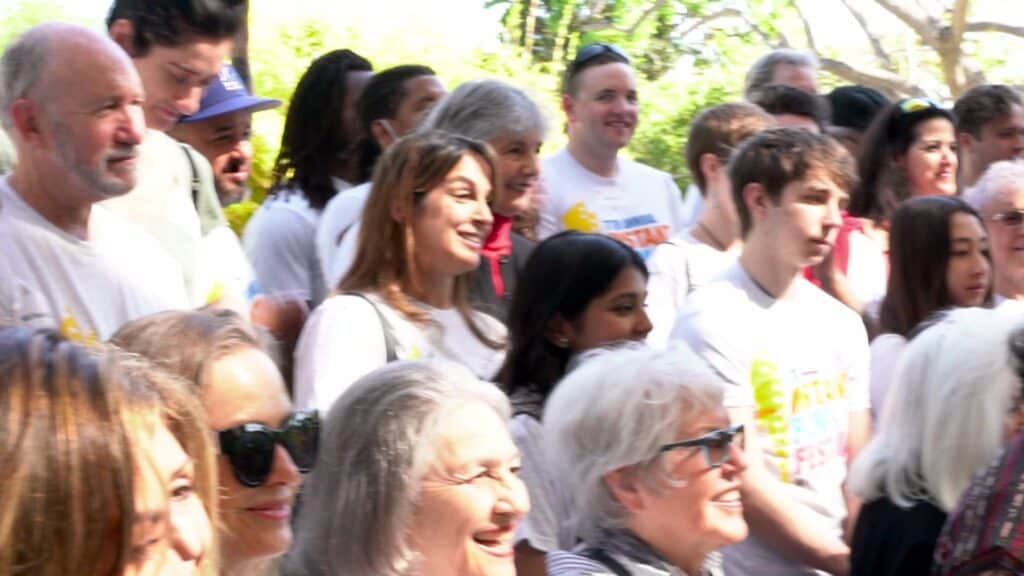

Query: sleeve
670 303 754 409
243 203 317 302
292 295 388 414
868 334 906 420
536 178 561 241
316 190 366 290
327 221 361 290
664 175 688 235
510 415 565 552
644 242 688 349
844 310 872 413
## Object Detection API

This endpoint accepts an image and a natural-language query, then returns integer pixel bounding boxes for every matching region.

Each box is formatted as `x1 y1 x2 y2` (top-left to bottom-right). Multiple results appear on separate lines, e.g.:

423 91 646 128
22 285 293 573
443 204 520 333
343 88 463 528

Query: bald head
1 23 138 130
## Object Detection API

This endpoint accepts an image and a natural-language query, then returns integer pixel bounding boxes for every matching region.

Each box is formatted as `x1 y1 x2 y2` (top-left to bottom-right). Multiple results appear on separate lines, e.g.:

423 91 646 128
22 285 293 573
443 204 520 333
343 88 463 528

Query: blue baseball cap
179 63 281 123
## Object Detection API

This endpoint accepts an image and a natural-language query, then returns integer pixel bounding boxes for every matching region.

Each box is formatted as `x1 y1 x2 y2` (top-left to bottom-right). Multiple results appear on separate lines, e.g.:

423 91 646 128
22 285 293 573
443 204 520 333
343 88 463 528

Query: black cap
827 85 889 132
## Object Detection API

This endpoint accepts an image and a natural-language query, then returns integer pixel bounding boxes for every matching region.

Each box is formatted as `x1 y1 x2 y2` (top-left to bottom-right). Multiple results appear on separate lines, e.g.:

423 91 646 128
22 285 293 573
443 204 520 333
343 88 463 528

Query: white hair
744 48 820 102
0 24 54 131
285 360 510 576
421 78 549 143
849 307 1024 512
542 342 725 541
963 159 1024 215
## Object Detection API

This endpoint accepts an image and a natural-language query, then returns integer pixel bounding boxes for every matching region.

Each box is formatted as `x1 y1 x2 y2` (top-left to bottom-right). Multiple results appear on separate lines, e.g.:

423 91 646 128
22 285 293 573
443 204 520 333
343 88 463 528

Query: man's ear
603 467 646 513
742 182 770 225
699 152 722 186
370 119 396 150
9 99 46 147
561 93 576 123
956 131 976 156
108 19 137 56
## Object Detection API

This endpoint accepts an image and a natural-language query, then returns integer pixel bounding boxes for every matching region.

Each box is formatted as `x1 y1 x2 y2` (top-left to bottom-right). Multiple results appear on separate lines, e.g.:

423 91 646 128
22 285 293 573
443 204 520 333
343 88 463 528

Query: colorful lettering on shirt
562 201 671 258
751 356 849 484
60 307 99 345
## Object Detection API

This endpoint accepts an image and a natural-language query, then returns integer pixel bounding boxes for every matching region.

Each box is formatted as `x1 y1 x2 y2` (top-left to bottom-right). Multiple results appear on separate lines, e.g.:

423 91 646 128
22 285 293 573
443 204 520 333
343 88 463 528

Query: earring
555 336 570 347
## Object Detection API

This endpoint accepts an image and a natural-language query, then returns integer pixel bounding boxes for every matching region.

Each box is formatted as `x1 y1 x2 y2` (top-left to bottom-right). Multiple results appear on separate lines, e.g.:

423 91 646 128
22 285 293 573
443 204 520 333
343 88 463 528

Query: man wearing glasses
955 84 1024 189
965 160 1024 305
537 43 686 259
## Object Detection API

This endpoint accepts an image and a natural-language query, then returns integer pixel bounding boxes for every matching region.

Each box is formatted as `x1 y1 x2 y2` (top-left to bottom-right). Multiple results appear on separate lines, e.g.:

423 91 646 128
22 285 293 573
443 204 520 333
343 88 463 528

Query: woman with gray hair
422 78 548 321
543 344 747 576
285 360 529 576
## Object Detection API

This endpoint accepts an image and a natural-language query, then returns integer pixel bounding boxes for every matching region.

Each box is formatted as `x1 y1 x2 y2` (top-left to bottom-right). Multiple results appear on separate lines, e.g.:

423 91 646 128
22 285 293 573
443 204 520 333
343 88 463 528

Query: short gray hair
0 24 56 131
849 307 1024 512
421 79 548 143
744 48 819 102
542 342 725 541
963 159 1024 215
285 360 510 576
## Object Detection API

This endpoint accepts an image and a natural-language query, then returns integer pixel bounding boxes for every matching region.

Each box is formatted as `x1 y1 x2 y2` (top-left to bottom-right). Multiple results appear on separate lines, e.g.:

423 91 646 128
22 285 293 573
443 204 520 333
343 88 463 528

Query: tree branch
873 0 941 49
676 7 744 39
950 0 969 45
819 57 926 97
838 0 895 71
964 21 1024 38
788 0 818 53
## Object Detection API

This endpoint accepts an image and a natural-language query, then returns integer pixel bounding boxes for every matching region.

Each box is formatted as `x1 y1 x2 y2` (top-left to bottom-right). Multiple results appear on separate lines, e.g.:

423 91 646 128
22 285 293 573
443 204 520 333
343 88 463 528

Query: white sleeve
536 179 560 241
243 204 316 301
868 333 906 420
844 311 872 413
292 295 388 414
645 242 688 349
511 415 565 552
316 191 366 291
671 306 753 408
328 220 361 290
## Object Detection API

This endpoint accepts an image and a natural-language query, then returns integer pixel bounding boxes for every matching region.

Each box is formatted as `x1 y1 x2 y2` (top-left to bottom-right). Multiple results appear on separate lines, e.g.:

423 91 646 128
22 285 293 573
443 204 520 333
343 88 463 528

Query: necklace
696 221 728 251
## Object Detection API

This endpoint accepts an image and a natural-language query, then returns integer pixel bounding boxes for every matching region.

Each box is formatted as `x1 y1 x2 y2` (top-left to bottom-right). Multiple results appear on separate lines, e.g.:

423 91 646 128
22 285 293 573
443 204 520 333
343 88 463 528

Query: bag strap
580 548 631 576
342 292 398 363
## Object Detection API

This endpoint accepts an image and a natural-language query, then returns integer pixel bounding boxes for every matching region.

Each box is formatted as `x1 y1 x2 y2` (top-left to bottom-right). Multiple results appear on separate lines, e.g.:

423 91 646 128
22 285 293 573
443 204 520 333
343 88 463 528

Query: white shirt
538 148 687 259
645 228 738 348
244 190 326 305
868 333 907 423
316 180 367 291
672 263 870 576
293 292 506 413
0 176 188 342
510 414 577 552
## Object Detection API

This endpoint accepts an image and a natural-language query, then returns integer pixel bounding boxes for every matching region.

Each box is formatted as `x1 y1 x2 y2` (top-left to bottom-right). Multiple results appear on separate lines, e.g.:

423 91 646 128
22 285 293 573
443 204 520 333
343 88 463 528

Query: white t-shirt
316 180 367 291
645 228 738 348
243 190 326 305
867 333 907 423
538 148 686 259
293 292 506 413
0 177 188 342
510 414 577 553
102 130 252 309
671 263 871 576
845 228 888 306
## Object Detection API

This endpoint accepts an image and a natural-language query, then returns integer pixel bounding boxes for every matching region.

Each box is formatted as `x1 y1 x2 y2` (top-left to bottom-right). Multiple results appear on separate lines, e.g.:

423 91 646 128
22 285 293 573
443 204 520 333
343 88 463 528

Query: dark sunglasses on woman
218 410 320 487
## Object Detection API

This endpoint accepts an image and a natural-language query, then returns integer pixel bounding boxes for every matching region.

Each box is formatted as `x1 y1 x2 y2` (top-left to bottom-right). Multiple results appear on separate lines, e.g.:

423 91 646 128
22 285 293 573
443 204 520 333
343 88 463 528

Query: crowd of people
4 1 1024 575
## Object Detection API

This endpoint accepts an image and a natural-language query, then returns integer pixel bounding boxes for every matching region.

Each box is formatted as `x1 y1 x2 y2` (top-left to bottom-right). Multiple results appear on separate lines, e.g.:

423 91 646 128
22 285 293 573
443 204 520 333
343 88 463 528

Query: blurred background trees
3 0 1024 194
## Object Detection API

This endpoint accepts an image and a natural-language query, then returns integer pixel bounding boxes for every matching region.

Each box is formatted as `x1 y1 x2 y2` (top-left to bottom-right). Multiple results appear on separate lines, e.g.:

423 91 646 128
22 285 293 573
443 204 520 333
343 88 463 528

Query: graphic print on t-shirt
750 356 848 484
562 200 670 258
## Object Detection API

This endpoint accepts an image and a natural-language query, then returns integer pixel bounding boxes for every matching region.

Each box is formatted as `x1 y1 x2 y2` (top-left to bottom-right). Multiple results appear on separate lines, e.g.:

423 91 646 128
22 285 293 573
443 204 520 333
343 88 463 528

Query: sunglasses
218 411 320 487
898 97 942 115
570 42 630 69
657 424 744 478
992 209 1024 227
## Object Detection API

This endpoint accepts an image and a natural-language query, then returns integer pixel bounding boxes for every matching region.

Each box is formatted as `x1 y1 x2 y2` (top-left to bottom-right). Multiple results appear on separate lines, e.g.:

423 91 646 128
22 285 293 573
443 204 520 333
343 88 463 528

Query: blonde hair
0 325 216 576
340 130 503 349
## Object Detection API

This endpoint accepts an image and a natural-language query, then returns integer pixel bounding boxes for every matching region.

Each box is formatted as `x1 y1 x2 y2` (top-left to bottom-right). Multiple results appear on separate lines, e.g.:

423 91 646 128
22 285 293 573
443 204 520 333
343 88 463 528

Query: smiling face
409 152 494 281
563 265 652 352
170 109 253 205
628 405 747 570
565 62 638 153
981 183 1024 296
902 117 958 197
945 212 991 307
203 347 303 566
488 130 542 217
125 421 211 576
409 400 529 576
125 34 233 132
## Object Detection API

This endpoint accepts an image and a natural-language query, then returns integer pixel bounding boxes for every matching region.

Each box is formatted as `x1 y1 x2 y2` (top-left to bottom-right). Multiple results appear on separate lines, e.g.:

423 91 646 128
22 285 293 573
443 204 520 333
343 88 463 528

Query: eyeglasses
991 209 1024 227
218 411 320 487
657 424 744 477
570 42 630 69
898 97 942 115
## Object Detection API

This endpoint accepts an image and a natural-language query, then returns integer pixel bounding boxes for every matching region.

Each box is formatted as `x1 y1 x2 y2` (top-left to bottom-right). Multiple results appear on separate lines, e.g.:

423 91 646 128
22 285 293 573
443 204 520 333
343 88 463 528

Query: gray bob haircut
421 78 548 143
848 307 1024 512
744 48 819 101
284 360 510 576
543 342 725 541
0 24 55 131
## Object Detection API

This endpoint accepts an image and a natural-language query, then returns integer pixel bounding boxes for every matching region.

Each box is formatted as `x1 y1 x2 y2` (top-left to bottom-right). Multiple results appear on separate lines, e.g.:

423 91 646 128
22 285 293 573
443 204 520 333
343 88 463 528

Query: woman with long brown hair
293 130 506 413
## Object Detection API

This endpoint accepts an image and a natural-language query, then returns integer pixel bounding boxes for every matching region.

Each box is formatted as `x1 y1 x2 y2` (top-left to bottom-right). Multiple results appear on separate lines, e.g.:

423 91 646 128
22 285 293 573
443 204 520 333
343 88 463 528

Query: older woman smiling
286 360 529 576
544 344 746 576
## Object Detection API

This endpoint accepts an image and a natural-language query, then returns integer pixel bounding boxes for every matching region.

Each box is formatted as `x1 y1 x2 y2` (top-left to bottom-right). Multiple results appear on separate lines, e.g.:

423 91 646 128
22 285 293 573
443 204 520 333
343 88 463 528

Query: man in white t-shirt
672 128 870 576
0 24 188 342
646 102 774 347
538 43 685 258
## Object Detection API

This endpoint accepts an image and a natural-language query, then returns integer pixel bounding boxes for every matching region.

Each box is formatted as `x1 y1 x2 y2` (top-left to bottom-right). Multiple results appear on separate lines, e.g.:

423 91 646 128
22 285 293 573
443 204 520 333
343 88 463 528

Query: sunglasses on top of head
570 42 630 70
218 410 320 488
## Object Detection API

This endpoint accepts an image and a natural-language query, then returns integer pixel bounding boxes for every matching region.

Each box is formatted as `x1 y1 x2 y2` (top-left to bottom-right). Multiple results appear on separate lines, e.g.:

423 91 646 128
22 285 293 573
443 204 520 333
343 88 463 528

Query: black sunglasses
218 411 320 487
570 42 630 69
658 423 744 469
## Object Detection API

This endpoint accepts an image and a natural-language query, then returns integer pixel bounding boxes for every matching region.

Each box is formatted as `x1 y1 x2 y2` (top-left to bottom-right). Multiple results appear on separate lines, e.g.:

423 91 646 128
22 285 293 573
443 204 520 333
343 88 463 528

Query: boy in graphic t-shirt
672 128 871 576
